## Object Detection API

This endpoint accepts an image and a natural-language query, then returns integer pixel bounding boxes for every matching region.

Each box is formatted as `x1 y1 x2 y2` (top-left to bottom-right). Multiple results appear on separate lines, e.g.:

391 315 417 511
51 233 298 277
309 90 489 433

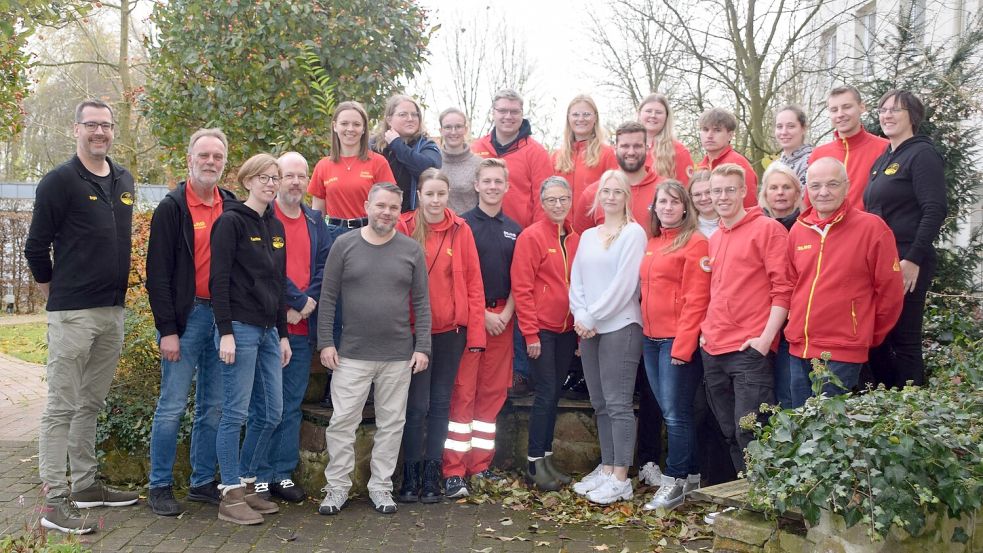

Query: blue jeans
643 338 703 478
773 336 793 408
256 333 311 483
513 324 529 378
789 356 862 408
149 303 223 489
215 322 283 486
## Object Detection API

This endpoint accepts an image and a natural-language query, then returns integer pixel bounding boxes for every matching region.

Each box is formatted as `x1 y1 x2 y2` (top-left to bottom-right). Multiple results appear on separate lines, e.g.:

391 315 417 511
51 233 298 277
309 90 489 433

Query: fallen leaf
274 531 297 542
592 546 610 551
658 537 668 546
499 517 513 526
471 548 492 553
484 527 495 532
535 541 551 547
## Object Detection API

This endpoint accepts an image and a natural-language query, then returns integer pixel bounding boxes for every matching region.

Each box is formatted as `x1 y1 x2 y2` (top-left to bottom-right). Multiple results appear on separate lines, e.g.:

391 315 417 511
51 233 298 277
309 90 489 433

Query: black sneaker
444 476 469 498
70 480 139 508
507 374 532 399
41 499 95 534
471 469 503 482
187 481 221 505
562 375 590 401
270 479 306 503
148 486 183 516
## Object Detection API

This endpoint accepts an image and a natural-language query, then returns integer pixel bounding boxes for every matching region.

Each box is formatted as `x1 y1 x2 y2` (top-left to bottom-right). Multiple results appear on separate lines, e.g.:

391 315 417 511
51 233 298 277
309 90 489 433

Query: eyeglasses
709 186 740 197
78 121 114 132
570 111 594 119
441 124 466 132
599 188 627 197
493 107 522 117
806 180 845 192
255 175 281 185
542 196 572 206
877 107 908 115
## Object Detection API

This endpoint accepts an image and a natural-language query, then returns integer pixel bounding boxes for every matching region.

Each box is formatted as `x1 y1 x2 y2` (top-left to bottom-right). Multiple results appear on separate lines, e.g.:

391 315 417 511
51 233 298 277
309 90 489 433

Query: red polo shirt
186 183 224 299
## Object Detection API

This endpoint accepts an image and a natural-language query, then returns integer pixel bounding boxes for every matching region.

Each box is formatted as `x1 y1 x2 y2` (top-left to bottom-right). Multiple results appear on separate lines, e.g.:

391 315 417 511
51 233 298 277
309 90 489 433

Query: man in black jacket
145 128 236 516
24 99 139 534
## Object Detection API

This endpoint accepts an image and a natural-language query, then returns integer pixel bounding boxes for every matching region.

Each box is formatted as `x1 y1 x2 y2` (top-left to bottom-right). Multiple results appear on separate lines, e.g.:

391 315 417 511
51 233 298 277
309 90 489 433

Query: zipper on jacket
841 135 850 175
559 224 571 333
851 301 857 336
801 217 840 356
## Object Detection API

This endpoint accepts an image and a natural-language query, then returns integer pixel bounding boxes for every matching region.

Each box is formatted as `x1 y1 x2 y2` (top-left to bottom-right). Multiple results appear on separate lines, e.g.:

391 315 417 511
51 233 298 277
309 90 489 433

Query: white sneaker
317 488 348 515
369 490 398 514
572 465 605 496
586 474 633 504
637 462 664 486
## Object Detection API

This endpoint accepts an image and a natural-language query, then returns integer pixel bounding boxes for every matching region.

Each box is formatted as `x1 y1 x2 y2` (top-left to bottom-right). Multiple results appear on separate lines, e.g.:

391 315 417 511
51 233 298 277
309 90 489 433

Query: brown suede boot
244 483 279 514
218 487 263 525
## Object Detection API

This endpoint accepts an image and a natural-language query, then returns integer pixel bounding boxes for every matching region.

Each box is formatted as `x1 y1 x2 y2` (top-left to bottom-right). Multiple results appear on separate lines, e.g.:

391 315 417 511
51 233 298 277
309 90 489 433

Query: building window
855 3 877 78
822 26 838 74
902 0 927 45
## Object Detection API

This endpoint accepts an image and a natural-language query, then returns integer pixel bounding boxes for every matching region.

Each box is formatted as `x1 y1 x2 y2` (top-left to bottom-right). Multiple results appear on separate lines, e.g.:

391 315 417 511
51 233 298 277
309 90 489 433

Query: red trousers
442 309 513 478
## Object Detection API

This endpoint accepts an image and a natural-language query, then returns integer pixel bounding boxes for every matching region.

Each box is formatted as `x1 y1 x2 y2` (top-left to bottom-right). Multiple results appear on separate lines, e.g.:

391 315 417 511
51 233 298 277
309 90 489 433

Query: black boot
397 461 421 503
420 460 443 504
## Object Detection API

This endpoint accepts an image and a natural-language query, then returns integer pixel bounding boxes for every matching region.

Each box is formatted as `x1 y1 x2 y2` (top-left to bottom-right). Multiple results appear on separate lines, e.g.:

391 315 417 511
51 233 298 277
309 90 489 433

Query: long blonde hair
410 168 450 248
590 169 633 249
638 93 678 180
371 94 427 154
650 180 698 252
554 94 605 174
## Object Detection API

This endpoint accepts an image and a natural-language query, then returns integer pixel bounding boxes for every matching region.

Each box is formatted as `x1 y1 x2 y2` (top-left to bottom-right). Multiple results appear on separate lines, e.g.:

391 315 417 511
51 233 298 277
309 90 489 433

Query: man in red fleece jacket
471 89 553 229
807 85 888 210
700 163 792 474
784 157 903 407
696 108 758 208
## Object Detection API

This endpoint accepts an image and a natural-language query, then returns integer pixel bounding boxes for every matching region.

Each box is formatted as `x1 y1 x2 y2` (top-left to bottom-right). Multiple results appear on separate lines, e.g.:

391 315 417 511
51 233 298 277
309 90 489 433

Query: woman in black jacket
210 153 291 525
864 90 947 388
370 94 442 212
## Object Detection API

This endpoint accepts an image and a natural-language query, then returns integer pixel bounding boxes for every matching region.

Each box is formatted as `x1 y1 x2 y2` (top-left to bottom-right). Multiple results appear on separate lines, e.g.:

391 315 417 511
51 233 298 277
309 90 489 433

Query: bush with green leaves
745 357 983 541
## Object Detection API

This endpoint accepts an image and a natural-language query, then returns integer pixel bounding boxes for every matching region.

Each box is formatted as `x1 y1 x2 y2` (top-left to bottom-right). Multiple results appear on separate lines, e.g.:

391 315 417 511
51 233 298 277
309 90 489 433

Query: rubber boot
544 454 572 485
397 461 421 503
420 460 443 504
526 458 561 491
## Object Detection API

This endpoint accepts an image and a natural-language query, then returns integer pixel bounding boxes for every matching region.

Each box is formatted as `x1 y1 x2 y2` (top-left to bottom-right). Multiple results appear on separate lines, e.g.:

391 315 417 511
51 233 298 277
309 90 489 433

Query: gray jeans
579 323 642 468
39 306 124 500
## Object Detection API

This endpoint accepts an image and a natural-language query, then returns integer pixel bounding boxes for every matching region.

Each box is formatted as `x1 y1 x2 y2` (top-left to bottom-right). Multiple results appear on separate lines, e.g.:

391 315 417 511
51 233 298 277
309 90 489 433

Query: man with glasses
573 121 663 235
252 152 332 503
25 99 139 534
146 128 236 516
471 89 552 229
699 163 792 475
807 85 888 209
784 157 903 407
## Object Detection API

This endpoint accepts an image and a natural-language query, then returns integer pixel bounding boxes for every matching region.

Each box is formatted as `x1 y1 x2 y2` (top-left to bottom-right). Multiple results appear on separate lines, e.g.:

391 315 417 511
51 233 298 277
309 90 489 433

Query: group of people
24 82 945 534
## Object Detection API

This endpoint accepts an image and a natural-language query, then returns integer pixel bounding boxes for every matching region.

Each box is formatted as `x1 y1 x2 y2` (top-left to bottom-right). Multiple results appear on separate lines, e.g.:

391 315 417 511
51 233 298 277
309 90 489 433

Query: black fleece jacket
209 200 288 337
146 182 238 336
24 155 134 311
864 135 948 265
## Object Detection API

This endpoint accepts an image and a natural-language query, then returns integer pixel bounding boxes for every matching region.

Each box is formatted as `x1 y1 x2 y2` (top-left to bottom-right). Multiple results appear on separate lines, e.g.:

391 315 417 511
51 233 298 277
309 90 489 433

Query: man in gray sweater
316 182 431 516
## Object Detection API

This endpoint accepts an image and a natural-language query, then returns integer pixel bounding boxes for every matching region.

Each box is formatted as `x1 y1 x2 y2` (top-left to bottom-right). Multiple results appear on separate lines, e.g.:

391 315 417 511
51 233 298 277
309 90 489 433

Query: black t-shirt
461 206 521 301
88 169 113 198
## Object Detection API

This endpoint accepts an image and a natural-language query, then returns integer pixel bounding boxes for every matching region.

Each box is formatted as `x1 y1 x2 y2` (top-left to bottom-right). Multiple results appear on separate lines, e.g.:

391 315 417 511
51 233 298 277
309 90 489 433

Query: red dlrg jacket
639 228 710 362
807 128 888 211
784 202 904 363
511 218 580 343
397 209 487 350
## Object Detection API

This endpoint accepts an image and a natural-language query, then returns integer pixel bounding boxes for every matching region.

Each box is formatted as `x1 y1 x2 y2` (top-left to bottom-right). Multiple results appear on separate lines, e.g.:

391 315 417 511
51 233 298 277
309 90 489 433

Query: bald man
784 157 903 407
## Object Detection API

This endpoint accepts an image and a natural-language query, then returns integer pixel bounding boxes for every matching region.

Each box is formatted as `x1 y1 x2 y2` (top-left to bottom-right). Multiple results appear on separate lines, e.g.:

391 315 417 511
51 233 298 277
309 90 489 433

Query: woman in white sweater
568 169 647 505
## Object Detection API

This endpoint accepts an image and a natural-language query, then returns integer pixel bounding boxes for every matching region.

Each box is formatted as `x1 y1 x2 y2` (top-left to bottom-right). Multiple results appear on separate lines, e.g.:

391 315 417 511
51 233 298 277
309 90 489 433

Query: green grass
0 322 47 364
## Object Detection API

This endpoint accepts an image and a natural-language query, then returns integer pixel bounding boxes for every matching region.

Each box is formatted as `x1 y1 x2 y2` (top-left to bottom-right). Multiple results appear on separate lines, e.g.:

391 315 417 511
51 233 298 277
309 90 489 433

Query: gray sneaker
71 480 139 508
369 490 397 514
41 499 95 534
643 474 700 511
317 488 348 515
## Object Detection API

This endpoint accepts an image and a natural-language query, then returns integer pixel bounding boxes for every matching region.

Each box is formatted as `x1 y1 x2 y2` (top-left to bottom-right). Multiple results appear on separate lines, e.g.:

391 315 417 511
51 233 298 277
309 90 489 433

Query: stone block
778 529 814 553
712 535 765 552
714 510 777 546
296 424 377 494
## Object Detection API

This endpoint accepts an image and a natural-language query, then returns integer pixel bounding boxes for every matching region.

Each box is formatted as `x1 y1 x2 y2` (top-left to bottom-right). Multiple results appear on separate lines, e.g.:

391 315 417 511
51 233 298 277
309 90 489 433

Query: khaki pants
323 357 411 494
39 307 124 500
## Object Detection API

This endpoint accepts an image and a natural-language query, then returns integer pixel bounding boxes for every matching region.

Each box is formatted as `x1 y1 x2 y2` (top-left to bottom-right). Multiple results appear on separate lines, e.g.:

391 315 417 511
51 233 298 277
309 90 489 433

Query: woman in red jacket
638 180 710 512
552 95 618 223
511 176 581 491
637 94 695 183
396 168 486 504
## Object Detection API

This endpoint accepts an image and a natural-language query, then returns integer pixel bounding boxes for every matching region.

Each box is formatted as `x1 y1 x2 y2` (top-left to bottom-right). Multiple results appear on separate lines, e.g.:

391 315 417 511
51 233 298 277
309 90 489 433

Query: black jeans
701 348 774 473
692 378 737 485
870 252 936 388
527 330 578 457
402 329 467 462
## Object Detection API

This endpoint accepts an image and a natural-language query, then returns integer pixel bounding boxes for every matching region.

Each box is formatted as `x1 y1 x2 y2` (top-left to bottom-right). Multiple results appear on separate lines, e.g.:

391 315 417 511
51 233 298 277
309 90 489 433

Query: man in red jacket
696 108 757 208
573 121 662 235
700 163 792 474
784 157 903 407
471 89 553 229
807 85 888 210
